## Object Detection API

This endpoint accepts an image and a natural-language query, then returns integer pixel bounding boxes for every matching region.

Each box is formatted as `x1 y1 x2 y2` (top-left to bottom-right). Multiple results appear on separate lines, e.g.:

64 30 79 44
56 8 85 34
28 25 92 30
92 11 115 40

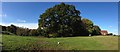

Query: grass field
2 34 118 50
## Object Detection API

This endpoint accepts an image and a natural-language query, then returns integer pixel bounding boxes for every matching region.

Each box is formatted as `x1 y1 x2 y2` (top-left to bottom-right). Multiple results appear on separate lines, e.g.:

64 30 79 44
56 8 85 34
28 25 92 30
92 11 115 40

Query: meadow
1 34 118 50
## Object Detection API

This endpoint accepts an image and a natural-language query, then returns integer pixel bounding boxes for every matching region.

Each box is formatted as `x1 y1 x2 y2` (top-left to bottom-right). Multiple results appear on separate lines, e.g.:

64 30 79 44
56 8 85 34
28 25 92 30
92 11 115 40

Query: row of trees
1 24 39 36
38 3 101 37
0 19 101 37
81 18 101 35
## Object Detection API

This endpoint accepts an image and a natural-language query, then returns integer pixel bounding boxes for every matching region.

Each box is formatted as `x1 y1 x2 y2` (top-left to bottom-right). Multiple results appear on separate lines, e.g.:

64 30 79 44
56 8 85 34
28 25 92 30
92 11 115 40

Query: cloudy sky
1 2 118 35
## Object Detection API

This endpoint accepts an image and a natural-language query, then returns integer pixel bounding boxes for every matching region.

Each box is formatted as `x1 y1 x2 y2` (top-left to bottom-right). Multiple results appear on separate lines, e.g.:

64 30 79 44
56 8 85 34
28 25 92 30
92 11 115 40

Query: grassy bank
2 34 118 50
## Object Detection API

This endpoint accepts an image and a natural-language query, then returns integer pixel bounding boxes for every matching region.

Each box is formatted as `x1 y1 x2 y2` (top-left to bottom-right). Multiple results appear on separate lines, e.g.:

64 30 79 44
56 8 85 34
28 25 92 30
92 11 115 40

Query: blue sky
1 2 118 34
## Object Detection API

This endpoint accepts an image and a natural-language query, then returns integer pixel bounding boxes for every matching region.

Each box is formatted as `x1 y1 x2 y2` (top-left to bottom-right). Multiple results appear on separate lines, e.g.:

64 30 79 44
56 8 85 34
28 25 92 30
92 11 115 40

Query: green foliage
48 33 58 38
38 3 89 37
6 24 17 34
29 29 39 36
16 27 30 36
92 25 101 35
82 18 94 34
0 25 1 34
1 25 40 36
107 33 113 35
37 27 48 37
82 18 101 35
2 31 15 35
1 25 6 31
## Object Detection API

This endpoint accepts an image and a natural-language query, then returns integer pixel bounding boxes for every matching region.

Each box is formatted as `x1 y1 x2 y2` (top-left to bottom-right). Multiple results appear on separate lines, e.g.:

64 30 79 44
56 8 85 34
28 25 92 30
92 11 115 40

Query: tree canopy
82 18 101 35
38 3 89 37
82 18 94 34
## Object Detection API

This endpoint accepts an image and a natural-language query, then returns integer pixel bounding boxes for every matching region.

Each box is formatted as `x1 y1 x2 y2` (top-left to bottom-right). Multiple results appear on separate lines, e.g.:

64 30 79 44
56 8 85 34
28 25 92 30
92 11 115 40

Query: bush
48 33 58 38
2 31 15 35
107 33 113 35
29 29 39 36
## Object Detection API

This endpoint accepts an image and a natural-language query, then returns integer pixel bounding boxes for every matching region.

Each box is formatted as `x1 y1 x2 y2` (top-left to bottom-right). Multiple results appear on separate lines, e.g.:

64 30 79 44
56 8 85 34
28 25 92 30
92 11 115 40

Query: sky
1 2 118 35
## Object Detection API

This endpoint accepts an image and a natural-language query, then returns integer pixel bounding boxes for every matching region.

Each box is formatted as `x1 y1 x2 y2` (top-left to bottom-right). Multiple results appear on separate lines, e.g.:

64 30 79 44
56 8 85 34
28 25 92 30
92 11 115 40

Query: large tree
38 3 89 37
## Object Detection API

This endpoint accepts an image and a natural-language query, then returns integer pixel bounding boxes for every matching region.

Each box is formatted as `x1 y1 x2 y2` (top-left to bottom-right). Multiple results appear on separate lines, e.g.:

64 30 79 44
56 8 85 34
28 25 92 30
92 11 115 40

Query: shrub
48 33 58 38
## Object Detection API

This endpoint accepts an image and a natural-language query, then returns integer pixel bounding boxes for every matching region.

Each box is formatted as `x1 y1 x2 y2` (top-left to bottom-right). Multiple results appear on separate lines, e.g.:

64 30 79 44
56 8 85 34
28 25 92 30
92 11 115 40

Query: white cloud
109 29 118 35
0 23 38 29
0 14 7 17
0 14 2 17
17 19 26 23
4 14 7 17
110 32 117 35
109 26 112 28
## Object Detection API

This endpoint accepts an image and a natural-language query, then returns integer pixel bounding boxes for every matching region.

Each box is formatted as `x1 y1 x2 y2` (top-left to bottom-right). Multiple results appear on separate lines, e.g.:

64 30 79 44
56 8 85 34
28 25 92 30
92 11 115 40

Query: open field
2 34 118 50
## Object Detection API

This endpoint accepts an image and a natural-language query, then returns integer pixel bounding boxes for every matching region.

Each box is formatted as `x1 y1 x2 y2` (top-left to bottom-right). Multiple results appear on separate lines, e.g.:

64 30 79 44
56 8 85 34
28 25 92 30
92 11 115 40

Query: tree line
1 24 39 36
1 22 101 37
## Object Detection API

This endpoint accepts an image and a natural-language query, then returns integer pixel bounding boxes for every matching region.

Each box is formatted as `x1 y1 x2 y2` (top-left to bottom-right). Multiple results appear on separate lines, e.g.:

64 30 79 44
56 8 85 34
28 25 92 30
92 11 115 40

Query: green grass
2 34 118 50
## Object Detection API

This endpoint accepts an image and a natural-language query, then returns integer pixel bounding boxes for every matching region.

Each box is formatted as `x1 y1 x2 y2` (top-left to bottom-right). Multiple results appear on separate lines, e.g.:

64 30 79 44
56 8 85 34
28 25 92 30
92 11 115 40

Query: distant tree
82 18 94 35
6 24 17 34
38 3 89 37
16 27 30 36
23 28 30 36
2 26 7 31
0 25 2 34
107 33 113 35
1 25 39 36
29 29 39 36
82 18 101 35
16 27 23 36
37 28 47 37
92 25 101 35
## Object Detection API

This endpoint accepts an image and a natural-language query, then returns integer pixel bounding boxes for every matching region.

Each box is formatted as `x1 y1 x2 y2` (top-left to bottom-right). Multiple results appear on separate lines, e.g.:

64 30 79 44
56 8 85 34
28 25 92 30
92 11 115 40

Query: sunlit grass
2 34 118 50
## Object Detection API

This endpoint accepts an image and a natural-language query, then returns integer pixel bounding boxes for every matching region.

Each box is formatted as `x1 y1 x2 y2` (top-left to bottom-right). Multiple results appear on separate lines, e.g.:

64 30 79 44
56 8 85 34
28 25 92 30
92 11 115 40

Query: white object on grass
57 42 60 44
89 34 91 36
